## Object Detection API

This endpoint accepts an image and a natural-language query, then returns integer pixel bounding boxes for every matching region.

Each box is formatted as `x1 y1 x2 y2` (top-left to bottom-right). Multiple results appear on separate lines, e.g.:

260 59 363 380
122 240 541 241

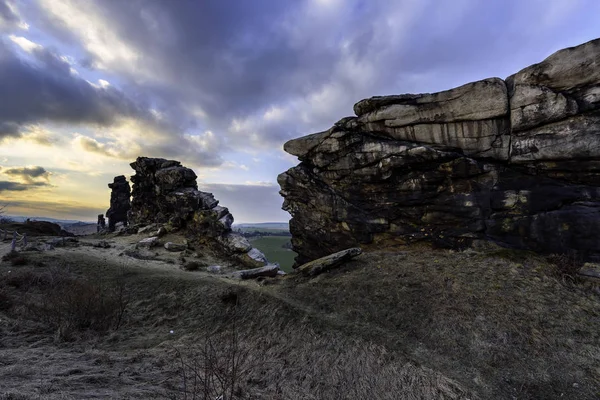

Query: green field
250 235 296 272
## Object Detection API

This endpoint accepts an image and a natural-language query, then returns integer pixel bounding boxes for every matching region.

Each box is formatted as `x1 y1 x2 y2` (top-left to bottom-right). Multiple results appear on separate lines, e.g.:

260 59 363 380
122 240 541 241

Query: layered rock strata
279 38 600 265
129 157 266 268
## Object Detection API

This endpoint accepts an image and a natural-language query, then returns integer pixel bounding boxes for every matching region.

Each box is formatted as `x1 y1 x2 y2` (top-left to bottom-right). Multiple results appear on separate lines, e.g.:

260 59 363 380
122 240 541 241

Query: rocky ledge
279 38 600 265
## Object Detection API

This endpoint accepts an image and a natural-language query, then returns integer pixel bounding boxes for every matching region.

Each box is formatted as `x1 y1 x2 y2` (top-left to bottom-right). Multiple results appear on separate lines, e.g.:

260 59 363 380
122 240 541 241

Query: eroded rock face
279 38 600 265
128 157 267 268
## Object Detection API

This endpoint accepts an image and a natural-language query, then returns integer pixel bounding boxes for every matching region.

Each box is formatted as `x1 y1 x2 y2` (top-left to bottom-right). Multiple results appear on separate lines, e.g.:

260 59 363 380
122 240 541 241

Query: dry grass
2 251 28 266
0 245 598 399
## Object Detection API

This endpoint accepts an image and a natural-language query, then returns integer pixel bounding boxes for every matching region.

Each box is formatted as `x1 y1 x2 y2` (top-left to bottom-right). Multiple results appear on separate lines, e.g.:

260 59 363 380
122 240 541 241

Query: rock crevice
279 38 600 265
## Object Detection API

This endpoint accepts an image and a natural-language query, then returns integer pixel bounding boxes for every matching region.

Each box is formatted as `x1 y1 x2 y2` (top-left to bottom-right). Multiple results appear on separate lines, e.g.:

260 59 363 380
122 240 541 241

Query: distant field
250 235 296 272
234 222 289 231
236 227 290 234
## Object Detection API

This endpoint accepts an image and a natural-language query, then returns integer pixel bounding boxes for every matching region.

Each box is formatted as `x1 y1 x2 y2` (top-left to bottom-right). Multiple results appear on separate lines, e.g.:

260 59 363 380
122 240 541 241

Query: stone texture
280 38 600 266
106 175 131 232
506 38 600 131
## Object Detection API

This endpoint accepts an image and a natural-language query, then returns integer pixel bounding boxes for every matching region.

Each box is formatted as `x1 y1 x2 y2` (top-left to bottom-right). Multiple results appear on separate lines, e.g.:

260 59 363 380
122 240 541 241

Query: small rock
164 242 187 252
206 265 223 274
136 236 159 249
156 227 167 237
93 240 111 249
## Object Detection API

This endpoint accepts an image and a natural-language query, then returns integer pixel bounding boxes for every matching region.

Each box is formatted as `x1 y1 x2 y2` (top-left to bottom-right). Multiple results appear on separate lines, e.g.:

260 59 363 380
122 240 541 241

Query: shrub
169 304 250 400
27 273 130 341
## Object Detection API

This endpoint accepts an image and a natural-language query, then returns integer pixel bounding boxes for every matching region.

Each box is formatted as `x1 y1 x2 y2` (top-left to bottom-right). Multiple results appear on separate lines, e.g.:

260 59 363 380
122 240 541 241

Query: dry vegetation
0 241 599 399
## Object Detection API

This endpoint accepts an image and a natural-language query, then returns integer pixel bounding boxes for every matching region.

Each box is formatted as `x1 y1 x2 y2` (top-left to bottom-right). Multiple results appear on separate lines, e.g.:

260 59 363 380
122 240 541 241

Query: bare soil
0 234 599 399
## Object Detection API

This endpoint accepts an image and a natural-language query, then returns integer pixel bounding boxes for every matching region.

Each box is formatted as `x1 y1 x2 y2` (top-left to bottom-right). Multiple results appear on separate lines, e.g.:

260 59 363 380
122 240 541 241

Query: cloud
0 38 225 166
0 180 49 191
2 165 51 182
73 135 113 157
0 0 27 32
0 39 145 136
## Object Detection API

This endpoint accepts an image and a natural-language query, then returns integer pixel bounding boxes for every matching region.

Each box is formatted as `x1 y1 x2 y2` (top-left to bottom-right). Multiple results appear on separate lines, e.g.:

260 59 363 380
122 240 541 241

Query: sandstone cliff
279 38 600 265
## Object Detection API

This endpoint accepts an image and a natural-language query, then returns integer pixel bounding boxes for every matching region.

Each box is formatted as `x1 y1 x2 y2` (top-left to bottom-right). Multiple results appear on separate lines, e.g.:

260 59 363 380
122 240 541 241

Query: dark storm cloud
0 39 147 137
37 0 600 150
2 165 50 181
0 37 224 165
0 180 49 191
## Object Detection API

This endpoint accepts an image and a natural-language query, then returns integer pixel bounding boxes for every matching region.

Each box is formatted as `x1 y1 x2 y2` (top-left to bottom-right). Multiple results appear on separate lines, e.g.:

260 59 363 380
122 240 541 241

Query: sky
0 0 599 223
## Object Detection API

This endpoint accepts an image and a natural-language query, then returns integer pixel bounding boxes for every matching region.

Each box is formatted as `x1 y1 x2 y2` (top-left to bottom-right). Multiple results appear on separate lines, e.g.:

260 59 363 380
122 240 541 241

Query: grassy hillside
1 243 599 399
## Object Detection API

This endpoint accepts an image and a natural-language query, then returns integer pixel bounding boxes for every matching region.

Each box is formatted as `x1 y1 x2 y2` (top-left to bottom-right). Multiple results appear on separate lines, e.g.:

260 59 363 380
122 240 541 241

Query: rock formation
279 38 600 265
106 175 131 232
128 157 266 268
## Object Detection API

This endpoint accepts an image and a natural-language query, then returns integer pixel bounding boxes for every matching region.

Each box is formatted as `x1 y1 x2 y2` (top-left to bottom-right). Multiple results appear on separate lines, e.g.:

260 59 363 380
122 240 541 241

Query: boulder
297 248 362 276
230 264 280 280
279 38 600 265
206 265 224 274
164 242 187 252
136 236 159 249
219 233 252 253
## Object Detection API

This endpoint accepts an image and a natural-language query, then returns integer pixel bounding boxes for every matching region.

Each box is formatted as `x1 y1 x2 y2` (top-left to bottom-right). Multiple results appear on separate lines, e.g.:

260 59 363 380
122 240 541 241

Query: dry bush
40 279 129 340
12 267 132 341
168 298 251 400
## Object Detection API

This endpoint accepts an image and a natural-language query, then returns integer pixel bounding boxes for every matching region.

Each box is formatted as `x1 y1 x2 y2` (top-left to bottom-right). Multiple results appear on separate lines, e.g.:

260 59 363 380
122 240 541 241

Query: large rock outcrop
279 38 600 266
129 157 266 268
106 175 131 232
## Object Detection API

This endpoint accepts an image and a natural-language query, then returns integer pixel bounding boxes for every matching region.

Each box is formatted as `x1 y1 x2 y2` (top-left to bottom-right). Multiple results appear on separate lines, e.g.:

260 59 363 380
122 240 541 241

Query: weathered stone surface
164 242 187 252
219 233 252 253
137 236 159 249
280 38 600 265
507 38 600 131
298 248 362 276
354 78 510 159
